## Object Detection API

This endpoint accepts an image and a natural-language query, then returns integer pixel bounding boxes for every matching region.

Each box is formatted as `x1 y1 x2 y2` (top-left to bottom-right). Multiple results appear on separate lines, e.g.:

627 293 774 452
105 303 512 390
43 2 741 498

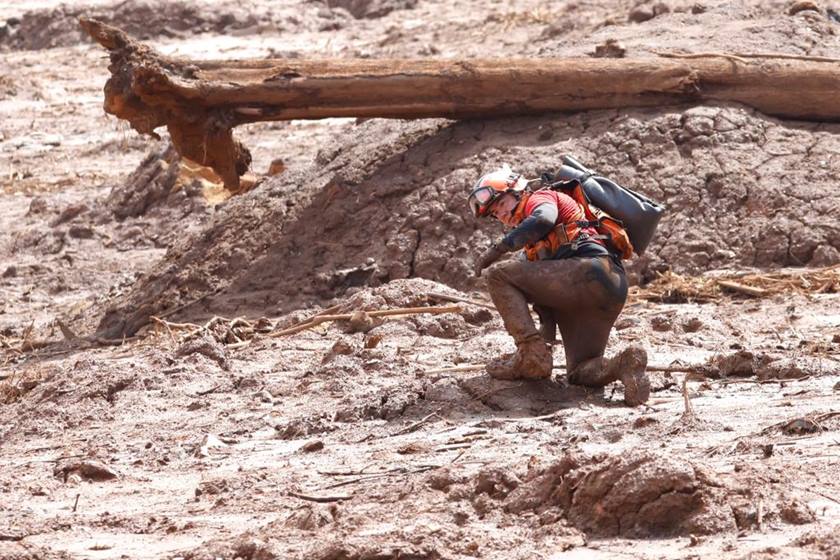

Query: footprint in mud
457 375 593 414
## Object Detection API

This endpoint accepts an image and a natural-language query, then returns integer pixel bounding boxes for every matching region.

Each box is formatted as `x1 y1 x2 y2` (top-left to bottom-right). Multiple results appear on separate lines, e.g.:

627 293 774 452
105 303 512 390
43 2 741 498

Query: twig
19 321 34 352
435 443 472 452
156 285 225 320
814 411 840 423
272 304 344 334
56 319 84 343
195 384 222 396
424 364 485 375
270 305 462 337
0 534 25 542
757 499 764 532
150 316 199 331
390 410 443 436
150 316 178 344
681 374 696 421
656 51 840 64
717 280 767 297
72 493 80 512
321 465 439 489
427 292 495 309
288 491 352 503
790 485 840 505
656 51 749 64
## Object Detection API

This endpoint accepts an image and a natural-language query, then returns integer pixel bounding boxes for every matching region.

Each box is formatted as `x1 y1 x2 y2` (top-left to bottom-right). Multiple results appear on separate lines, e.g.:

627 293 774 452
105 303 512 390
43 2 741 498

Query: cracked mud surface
1 0 840 559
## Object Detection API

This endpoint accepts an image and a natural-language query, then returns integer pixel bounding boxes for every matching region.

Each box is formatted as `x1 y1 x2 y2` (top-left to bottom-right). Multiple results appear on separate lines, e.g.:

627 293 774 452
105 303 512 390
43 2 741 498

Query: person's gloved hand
474 242 507 277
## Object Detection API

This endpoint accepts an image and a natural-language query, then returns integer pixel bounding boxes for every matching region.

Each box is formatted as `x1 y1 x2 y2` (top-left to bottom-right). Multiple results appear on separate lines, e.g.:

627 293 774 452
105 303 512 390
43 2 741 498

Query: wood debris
80 17 840 190
634 264 840 303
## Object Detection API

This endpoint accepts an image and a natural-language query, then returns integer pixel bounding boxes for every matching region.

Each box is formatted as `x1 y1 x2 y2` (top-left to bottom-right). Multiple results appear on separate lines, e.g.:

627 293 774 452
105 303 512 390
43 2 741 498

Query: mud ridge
96 104 840 337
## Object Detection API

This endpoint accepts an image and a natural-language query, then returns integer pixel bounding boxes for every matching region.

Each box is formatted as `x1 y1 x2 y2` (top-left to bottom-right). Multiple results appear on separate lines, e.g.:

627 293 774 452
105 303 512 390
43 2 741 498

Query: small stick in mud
390 409 444 437
55 319 84 343
426 292 495 309
150 316 179 345
72 493 80 513
757 499 764 532
19 321 34 352
288 491 352 503
656 51 840 64
681 373 697 422
270 305 462 337
717 280 767 297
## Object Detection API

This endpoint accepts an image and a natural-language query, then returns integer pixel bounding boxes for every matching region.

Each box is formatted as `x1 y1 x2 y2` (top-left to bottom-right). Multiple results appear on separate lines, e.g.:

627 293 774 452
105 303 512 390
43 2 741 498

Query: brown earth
1 0 840 559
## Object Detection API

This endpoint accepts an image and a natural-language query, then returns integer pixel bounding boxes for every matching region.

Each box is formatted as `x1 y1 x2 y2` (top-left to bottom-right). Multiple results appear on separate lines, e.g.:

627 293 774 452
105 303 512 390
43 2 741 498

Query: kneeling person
468 166 650 406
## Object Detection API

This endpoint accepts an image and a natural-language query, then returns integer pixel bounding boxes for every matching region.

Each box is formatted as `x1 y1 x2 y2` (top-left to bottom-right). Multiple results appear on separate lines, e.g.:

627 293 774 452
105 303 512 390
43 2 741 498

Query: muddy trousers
485 255 630 385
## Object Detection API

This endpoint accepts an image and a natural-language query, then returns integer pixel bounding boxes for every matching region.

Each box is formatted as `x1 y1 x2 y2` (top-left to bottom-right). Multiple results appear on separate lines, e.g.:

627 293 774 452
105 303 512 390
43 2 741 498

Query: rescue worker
468 165 650 406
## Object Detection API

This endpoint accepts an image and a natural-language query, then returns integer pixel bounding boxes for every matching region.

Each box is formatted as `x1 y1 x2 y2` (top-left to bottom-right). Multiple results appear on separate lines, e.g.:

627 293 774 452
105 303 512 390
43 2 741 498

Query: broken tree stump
80 17 840 191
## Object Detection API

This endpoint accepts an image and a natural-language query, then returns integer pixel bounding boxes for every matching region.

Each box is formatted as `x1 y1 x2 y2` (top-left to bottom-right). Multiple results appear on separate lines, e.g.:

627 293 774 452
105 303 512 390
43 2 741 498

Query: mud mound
795 527 840 560
95 101 840 337
497 451 813 537
106 143 214 220
0 1 266 51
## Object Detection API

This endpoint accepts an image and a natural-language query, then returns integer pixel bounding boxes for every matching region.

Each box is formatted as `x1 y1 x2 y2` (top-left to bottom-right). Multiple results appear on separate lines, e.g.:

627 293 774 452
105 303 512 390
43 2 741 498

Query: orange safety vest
511 183 634 261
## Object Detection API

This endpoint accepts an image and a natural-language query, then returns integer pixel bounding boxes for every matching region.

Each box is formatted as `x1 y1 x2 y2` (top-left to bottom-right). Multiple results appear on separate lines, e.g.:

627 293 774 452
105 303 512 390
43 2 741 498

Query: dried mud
97 103 840 337
1 0 840 559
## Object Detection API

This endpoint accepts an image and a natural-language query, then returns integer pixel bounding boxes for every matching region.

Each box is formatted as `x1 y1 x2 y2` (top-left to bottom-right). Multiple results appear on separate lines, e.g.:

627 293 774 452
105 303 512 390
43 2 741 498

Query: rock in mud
779 499 817 525
593 38 626 58
322 338 357 364
504 452 736 537
413 313 471 338
474 468 520 500
755 358 806 380
650 315 673 332
50 202 87 227
55 459 118 482
68 224 94 239
681 317 704 333
628 1 670 22
781 417 821 435
461 306 493 325
231 540 277 560
710 350 774 378
345 310 378 333
788 0 822 15
326 0 418 19
175 332 229 370
300 440 324 453
283 505 332 530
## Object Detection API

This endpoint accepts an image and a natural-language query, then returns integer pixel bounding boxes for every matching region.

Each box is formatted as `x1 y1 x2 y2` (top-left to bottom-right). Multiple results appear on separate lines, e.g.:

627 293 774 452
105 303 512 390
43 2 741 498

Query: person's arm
499 203 558 251
474 202 558 276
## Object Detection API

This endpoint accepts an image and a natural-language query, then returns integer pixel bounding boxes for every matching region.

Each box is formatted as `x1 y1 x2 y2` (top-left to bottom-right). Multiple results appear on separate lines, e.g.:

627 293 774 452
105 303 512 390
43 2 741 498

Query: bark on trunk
80 17 840 191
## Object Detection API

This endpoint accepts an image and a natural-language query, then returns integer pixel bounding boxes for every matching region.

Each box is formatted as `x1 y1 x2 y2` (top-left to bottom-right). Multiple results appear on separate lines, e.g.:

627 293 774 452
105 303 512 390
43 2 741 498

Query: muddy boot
486 335 553 380
604 345 650 406
534 304 557 344
568 345 650 406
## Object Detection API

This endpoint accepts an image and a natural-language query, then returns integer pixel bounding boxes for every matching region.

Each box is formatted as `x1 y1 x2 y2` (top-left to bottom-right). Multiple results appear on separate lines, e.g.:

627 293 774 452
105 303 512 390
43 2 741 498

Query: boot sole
621 369 651 406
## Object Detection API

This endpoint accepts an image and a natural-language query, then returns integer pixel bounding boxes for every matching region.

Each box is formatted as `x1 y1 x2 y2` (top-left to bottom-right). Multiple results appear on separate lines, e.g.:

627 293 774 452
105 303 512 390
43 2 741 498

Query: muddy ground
1 0 839 558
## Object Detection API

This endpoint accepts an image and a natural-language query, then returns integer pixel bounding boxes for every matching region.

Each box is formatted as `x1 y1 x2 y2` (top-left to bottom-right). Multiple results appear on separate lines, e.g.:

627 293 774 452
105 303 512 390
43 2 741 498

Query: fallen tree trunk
80 17 840 190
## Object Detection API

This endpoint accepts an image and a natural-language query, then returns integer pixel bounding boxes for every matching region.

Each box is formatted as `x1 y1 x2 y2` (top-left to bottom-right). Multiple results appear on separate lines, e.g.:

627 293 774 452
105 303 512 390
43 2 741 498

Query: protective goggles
467 186 500 217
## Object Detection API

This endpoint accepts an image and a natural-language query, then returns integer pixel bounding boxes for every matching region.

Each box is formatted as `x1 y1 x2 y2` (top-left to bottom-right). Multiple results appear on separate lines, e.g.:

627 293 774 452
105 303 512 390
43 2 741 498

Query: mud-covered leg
483 261 552 380
534 304 557 343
